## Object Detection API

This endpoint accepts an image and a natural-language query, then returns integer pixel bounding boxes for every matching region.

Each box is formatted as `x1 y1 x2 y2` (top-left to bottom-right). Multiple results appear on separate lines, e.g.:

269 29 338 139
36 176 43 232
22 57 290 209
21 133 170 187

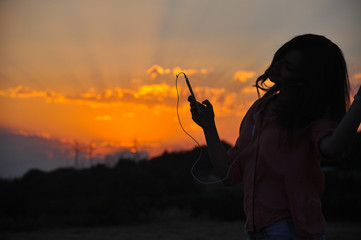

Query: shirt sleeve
311 119 338 160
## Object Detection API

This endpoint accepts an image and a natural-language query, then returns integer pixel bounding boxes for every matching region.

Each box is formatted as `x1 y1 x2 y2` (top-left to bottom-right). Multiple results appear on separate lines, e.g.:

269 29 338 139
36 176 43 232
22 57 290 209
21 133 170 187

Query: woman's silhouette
189 34 361 239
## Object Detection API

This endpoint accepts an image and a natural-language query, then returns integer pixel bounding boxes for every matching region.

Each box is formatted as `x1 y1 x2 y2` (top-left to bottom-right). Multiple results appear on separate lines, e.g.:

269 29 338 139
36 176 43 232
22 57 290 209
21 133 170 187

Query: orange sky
0 66 259 157
1 1 361 176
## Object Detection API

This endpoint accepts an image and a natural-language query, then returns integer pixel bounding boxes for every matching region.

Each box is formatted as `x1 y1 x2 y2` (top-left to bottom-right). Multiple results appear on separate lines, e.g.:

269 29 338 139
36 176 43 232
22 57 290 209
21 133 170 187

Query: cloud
353 73 361 83
145 64 213 79
0 65 217 106
241 86 257 94
0 82 250 117
350 72 361 93
0 129 142 178
0 84 178 108
146 64 172 79
137 83 177 98
233 70 255 82
0 130 74 178
12 129 52 140
172 67 213 76
0 85 71 104
0 64 252 116
193 87 226 102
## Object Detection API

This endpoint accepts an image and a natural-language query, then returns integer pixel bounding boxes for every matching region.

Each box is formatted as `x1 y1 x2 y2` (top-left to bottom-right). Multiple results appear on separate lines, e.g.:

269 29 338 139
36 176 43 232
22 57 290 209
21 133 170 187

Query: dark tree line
0 135 360 231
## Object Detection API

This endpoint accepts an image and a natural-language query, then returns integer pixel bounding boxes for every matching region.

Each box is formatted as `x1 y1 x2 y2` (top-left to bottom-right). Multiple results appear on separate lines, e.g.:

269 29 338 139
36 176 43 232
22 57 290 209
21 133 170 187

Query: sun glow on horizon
0 64 260 158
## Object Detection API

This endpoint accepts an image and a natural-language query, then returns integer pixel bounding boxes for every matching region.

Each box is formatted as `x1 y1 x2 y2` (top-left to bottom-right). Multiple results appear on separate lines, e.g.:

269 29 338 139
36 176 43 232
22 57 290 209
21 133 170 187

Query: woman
188 34 361 239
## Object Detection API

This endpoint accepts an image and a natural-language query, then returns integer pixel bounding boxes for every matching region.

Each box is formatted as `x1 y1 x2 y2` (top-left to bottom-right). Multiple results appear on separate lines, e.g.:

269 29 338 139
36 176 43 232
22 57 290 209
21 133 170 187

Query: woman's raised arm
188 96 230 180
320 86 361 158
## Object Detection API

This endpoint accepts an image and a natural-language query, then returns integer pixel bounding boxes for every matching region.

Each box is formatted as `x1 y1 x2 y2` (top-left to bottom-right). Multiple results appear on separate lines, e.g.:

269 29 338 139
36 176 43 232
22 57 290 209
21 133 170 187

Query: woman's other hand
188 96 215 129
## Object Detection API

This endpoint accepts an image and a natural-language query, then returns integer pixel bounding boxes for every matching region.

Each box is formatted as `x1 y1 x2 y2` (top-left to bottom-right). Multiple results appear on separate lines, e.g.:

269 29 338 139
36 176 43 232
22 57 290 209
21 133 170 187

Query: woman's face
269 49 303 86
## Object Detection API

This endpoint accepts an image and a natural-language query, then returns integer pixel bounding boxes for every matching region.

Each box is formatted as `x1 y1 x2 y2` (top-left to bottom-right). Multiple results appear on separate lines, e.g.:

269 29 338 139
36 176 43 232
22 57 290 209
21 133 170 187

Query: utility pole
74 140 92 168
88 141 96 166
74 140 80 168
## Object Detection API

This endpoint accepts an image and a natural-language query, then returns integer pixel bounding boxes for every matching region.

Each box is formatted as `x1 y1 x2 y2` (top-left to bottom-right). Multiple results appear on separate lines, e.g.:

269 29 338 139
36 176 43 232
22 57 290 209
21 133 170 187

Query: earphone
175 72 256 184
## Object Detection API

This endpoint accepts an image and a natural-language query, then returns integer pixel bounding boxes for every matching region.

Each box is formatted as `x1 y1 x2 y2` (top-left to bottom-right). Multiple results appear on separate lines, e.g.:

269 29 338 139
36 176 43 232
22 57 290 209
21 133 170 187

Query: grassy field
1 219 360 240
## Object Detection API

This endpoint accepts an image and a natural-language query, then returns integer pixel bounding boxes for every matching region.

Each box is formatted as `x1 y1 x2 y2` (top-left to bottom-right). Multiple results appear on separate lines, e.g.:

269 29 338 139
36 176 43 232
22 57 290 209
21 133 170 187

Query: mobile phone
185 75 201 114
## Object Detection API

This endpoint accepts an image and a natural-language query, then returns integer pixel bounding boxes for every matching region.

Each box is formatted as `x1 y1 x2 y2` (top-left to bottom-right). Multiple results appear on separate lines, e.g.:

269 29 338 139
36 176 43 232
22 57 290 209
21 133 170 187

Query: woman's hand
188 96 215 129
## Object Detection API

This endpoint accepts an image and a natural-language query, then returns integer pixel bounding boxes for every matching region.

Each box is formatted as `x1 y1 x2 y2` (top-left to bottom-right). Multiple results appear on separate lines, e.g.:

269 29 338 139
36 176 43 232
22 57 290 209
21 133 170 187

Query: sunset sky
1 0 361 178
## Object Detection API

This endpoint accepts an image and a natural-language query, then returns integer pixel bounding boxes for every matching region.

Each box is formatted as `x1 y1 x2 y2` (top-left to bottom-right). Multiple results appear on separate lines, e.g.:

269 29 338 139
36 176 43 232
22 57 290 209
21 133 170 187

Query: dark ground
1 219 360 240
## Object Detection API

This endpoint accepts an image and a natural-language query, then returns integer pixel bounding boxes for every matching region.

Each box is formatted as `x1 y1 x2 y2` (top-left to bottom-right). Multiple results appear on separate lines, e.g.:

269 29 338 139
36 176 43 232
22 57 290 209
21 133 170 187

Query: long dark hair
256 34 350 128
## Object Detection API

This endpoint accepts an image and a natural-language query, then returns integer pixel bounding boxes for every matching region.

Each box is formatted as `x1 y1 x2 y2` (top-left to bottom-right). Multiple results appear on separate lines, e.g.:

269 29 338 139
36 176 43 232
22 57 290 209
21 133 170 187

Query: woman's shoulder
248 97 265 111
248 94 277 113
242 99 262 119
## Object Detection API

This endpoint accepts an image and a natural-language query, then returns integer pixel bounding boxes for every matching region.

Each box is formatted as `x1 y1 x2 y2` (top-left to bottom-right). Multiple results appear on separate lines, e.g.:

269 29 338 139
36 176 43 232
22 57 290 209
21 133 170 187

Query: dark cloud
0 130 73 179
